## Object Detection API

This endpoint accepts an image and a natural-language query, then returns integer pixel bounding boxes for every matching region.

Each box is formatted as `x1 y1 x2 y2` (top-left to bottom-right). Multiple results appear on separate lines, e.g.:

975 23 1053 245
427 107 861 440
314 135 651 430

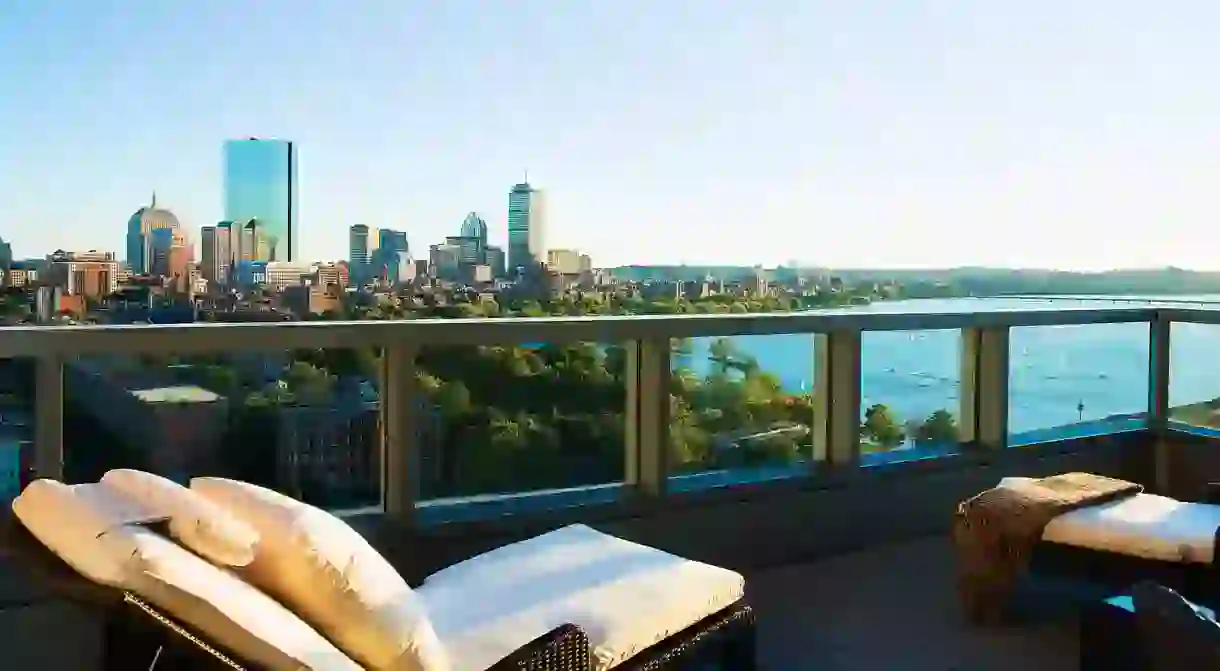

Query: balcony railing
5 304 1220 523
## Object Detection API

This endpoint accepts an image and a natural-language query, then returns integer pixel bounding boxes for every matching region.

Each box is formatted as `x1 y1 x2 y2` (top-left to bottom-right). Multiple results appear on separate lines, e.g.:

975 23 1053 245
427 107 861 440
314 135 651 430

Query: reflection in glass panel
1168 322 1220 429
1008 323 1149 445
669 335 814 489
860 329 961 464
0 357 33 505
69 348 381 511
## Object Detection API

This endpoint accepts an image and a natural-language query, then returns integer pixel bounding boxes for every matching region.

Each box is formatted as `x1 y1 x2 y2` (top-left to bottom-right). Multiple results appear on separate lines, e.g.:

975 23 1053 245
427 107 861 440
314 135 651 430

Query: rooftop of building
128 384 221 404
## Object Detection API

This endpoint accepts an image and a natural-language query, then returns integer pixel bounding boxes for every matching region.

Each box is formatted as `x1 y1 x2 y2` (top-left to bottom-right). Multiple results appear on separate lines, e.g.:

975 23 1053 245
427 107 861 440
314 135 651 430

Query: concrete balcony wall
1161 430 1220 501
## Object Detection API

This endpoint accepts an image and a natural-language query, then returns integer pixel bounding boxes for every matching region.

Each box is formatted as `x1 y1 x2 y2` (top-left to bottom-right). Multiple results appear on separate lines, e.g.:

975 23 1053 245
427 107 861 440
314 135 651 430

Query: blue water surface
677 297 1220 434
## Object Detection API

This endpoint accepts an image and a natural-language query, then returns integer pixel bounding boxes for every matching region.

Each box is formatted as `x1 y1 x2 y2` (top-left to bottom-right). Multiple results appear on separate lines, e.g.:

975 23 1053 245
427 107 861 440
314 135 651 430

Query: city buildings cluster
0 138 603 322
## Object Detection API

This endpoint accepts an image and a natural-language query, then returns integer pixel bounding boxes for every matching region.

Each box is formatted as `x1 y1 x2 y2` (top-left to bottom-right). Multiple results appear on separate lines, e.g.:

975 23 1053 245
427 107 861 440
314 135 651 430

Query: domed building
125 192 181 274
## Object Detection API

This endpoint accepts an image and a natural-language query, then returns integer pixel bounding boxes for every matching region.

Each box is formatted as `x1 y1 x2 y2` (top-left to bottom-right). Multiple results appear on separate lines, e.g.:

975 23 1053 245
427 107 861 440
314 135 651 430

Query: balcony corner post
813 330 861 467
960 326 1009 450
1148 313 1172 494
625 339 670 497
380 343 420 522
34 354 65 482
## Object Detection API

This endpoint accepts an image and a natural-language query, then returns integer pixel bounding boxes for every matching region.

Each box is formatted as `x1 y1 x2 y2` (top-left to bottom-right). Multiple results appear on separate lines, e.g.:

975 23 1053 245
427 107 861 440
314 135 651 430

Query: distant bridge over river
996 295 1220 307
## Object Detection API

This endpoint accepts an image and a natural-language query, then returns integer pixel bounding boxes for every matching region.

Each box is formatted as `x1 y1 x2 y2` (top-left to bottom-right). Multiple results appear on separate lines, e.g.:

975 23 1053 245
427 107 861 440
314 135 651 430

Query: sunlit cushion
191 477 450 671
100 469 258 568
997 476 1037 490
12 478 361 670
123 529 363 670
11 478 161 584
419 524 745 671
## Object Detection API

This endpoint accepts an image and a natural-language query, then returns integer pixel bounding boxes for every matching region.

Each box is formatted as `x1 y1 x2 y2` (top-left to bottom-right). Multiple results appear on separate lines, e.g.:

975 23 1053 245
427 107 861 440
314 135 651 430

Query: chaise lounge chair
1027 485 1220 601
955 474 1220 620
9 471 755 671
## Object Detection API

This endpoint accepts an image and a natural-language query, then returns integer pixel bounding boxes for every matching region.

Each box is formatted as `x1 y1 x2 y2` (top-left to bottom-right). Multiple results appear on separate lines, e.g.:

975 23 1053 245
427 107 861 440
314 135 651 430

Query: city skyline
119 170 529 266
6 3 1220 269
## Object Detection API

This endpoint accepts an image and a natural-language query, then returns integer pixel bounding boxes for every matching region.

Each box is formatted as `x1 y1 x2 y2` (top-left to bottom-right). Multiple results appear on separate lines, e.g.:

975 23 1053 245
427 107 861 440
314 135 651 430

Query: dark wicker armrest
487 623 591 671
1204 482 1220 505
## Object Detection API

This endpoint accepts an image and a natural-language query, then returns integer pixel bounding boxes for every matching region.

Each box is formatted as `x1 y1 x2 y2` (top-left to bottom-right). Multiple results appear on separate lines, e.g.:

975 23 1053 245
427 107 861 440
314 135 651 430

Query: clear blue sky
2 1 1218 269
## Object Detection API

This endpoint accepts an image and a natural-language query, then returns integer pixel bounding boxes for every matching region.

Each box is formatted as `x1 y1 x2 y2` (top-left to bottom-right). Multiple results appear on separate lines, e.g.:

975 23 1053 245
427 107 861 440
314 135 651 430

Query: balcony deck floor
748 536 1079 670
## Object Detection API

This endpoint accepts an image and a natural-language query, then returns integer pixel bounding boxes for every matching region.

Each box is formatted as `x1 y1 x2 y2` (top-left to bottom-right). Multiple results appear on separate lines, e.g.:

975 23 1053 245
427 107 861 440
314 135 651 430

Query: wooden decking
748 536 1080 670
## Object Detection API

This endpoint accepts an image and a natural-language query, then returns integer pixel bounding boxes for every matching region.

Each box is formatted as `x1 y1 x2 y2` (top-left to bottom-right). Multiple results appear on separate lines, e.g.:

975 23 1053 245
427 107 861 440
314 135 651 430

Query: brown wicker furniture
1030 537 1220 605
958 476 1220 618
1027 480 1220 603
105 592 754 670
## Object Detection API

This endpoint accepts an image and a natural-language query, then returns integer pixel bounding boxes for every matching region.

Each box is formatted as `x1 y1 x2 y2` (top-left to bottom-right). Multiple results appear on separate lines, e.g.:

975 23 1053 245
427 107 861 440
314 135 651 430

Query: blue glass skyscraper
223 139 297 262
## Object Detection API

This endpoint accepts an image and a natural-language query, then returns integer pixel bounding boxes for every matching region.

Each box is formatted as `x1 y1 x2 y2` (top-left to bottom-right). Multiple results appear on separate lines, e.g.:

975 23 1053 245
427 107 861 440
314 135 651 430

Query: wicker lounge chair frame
1030 536 1220 604
105 588 755 670
1025 485 1220 602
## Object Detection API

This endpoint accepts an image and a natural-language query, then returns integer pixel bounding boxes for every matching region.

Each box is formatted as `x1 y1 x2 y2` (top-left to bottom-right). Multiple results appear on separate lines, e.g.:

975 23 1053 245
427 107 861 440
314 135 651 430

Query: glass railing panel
1168 322 1220 430
860 329 962 465
1008 323 1149 445
64 347 382 511
413 341 626 515
2 356 34 505
668 335 813 490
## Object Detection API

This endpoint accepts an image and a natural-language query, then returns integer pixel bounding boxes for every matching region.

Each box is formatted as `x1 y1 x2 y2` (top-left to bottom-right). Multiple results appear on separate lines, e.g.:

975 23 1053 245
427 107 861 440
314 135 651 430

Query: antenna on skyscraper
523 169 529 184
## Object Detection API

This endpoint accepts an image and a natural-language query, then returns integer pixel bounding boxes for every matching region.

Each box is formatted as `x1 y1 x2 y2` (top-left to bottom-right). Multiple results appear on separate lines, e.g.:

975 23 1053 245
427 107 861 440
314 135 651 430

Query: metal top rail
0 305 1203 356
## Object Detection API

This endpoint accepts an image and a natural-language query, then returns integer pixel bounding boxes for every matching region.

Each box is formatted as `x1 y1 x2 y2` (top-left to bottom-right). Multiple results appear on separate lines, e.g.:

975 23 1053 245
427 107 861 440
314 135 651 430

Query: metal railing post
625 339 670 496
1148 313 1172 493
34 355 64 481
379 344 419 521
960 326 1010 450
813 331 861 466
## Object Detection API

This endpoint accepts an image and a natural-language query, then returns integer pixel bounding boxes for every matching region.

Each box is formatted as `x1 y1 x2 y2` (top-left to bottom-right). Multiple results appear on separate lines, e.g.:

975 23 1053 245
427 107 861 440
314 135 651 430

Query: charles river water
678 296 1220 435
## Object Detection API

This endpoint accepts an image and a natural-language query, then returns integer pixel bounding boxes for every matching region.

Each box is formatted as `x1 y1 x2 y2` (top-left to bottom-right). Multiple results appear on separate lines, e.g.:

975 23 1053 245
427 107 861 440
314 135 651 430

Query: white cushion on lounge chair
418 524 745 671
100 469 259 568
12 478 160 585
191 477 450 671
12 478 362 670
998 477 1220 563
122 529 364 671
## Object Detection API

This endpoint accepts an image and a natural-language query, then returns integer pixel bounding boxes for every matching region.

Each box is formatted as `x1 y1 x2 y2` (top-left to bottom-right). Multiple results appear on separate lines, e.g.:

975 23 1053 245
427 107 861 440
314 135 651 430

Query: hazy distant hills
606 265 1220 296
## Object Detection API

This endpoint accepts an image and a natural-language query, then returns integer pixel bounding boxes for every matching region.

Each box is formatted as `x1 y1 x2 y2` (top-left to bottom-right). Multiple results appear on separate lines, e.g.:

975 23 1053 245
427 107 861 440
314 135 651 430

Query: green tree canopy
914 409 959 445
862 404 905 448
